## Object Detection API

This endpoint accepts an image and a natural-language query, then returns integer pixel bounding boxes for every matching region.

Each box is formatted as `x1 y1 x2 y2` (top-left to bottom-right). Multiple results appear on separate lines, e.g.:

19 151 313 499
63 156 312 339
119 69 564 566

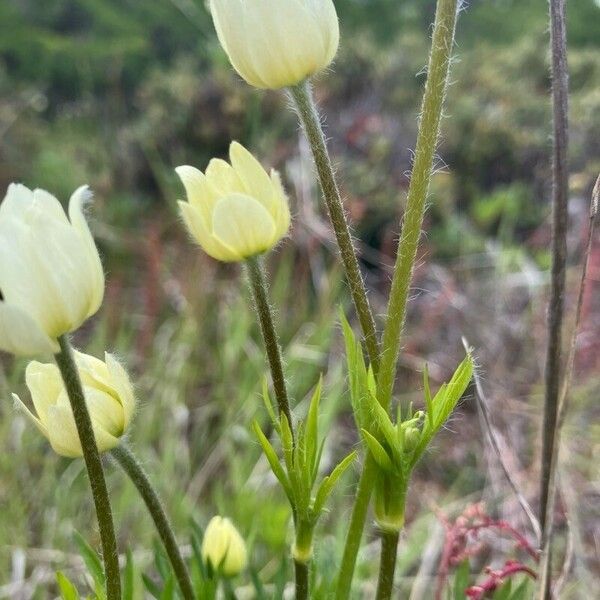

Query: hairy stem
289 81 380 372
245 256 294 431
538 1 570 598
55 336 121 600
335 2 460 597
375 531 399 600
294 559 309 600
111 445 195 600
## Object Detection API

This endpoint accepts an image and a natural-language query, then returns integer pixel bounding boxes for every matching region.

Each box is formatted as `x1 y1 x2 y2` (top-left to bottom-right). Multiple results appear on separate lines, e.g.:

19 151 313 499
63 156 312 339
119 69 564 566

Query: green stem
289 81 380 373
335 456 376 599
55 335 121 600
335 2 460 598
245 256 294 432
375 531 399 600
294 559 309 600
378 0 459 412
110 445 195 600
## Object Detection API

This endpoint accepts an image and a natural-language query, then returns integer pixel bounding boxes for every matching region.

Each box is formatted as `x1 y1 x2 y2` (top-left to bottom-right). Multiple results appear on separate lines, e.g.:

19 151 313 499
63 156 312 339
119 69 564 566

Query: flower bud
202 516 248 577
176 142 290 262
209 0 339 89
14 351 135 457
0 184 104 356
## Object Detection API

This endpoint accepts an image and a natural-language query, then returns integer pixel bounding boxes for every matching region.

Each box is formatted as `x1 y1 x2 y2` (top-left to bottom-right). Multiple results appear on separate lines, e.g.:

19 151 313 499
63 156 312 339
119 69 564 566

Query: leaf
508 577 533 600
493 579 512 600
305 376 322 476
369 394 401 464
252 420 293 502
313 450 357 514
279 413 295 476
160 575 175 600
423 364 434 429
261 377 279 431
361 429 393 472
452 560 470 600
123 549 136 600
250 568 267 600
74 531 105 600
56 572 80 600
142 574 161 599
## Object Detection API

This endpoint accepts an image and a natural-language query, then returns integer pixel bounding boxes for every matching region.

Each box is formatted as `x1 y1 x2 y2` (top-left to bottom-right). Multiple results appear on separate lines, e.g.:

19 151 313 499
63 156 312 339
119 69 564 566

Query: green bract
341 312 473 531
253 377 356 563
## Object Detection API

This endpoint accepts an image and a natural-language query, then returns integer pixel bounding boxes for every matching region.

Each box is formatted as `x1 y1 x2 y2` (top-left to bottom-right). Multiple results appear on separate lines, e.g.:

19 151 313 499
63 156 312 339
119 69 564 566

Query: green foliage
56 572 81 600
253 378 356 559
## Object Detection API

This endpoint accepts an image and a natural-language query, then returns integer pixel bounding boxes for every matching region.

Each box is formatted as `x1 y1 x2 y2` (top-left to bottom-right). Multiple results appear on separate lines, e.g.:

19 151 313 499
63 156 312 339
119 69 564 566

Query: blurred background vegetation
0 0 599 597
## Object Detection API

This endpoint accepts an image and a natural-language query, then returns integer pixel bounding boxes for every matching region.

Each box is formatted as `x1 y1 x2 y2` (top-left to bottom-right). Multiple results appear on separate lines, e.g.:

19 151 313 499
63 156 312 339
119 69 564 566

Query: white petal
212 193 276 258
68 186 105 320
105 353 135 430
25 361 62 424
0 303 58 356
13 392 48 438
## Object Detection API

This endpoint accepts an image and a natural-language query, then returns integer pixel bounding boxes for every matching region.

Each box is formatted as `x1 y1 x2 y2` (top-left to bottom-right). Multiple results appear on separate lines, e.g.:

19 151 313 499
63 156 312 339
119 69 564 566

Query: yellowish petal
228 142 274 207
179 201 242 261
13 392 48 438
205 158 245 196
25 361 62 425
105 352 135 430
175 165 220 226
0 303 58 356
68 186 105 320
212 194 276 259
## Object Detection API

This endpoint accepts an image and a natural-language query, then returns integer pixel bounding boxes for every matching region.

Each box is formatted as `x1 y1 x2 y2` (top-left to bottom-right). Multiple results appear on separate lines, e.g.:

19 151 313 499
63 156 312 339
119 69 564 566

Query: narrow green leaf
280 413 295 476
370 395 402 464
361 429 393 472
261 377 279 430
142 574 161 599
313 450 357 514
493 579 512 600
423 364 434 429
452 560 470 600
123 548 135 600
508 577 533 600
252 420 293 501
56 572 80 600
74 531 105 600
159 575 175 600
305 376 322 475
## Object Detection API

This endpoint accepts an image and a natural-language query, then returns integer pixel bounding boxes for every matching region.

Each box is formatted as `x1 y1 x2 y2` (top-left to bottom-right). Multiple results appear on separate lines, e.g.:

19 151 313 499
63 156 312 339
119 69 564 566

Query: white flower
210 0 339 89
0 184 104 356
176 141 290 261
14 351 135 457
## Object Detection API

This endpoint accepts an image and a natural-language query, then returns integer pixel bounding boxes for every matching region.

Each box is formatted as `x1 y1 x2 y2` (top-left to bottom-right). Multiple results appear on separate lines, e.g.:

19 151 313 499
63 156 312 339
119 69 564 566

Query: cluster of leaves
253 378 356 555
341 312 474 527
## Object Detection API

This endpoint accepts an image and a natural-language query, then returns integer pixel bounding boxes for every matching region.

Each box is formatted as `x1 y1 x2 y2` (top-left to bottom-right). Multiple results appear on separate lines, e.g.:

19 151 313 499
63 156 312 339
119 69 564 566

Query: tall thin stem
294 559 309 600
245 256 294 430
335 2 460 597
289 81 380 373
375 531 399 600
110 445 195 600
538 1 569 598
55 335 121 600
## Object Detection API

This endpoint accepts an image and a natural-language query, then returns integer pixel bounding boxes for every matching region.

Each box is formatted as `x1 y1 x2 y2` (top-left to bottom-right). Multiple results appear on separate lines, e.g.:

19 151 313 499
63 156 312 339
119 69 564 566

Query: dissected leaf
313 451 357 514
361 429 393 472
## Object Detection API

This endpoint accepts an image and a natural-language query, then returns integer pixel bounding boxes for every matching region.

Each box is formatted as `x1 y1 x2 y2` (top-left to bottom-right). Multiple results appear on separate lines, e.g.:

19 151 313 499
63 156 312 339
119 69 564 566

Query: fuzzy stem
245 256 294 432
378 0 459 412
335 2 460 597
289 81 380 373
538 2 570 598
335 455 376 599
294 559 309 600
375 531 399 600
55 335 121 600
110 445 195 600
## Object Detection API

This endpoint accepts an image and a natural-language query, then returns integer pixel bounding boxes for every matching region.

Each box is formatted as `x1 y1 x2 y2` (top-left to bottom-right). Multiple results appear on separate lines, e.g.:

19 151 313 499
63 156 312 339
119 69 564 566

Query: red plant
465 560 537 599
435 503 539 600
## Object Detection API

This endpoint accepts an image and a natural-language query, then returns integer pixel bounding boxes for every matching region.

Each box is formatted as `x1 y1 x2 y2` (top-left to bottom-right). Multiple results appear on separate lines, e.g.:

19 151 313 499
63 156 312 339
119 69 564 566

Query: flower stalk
245 256 294 430
294 560 310 600
289 81 380 372
54 335 121 600
335 1 460 596
110 444 195 600
375 531 399 600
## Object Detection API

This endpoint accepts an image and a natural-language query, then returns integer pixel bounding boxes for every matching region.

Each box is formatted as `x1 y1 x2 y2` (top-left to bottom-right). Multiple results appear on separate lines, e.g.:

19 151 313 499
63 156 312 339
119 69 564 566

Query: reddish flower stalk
466 560 537 599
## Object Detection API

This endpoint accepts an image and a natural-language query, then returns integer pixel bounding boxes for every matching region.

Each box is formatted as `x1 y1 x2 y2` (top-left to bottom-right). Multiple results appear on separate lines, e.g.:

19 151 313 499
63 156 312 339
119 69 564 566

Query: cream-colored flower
202 516 248 577
210 0 339 89
0 184 104 356
176 141 290 262
14 351 135 457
